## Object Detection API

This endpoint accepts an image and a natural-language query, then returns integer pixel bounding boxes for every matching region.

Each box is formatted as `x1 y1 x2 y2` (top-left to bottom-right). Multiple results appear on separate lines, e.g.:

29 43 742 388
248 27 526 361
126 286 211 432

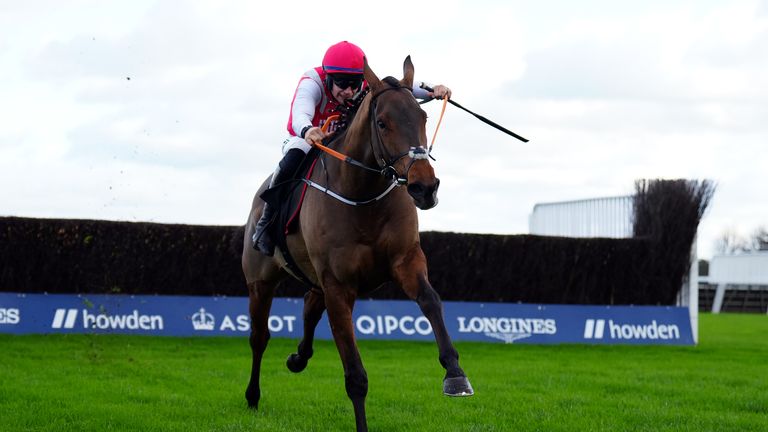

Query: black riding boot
252 148 305 256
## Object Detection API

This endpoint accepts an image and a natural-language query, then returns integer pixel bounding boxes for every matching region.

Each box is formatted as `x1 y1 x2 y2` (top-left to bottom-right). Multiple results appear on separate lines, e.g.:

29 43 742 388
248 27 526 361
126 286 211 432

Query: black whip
420 84 529 143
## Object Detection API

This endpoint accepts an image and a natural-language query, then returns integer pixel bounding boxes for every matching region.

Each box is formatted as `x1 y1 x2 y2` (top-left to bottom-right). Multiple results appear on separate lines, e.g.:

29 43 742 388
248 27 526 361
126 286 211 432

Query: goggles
330 74 363 90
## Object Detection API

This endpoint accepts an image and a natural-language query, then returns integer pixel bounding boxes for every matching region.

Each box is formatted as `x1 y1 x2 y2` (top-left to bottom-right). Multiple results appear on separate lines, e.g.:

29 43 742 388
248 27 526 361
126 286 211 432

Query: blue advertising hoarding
0 292 695 345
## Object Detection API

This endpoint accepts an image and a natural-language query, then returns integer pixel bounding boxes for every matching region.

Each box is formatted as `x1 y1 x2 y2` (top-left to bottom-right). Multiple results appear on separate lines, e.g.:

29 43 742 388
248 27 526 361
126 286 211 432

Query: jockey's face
331 82 356 104
328 73 362 104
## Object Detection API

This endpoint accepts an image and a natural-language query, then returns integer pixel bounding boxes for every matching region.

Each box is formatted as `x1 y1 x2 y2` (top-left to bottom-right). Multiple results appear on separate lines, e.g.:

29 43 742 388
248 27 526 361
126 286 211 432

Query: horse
241 56 473 432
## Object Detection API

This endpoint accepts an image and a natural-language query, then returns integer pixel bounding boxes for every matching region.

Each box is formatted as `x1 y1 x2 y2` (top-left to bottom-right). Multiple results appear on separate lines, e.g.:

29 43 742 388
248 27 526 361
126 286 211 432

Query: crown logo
191 307 215 331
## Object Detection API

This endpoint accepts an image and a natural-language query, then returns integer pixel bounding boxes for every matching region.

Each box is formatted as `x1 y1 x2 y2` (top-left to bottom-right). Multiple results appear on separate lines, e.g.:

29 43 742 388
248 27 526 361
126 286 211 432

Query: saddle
259 148 322 289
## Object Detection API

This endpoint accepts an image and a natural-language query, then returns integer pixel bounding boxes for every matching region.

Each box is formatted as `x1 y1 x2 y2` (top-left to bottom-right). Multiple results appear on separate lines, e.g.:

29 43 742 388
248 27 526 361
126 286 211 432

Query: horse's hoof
443 376 474 397
245 387 260 409
286 353 308 373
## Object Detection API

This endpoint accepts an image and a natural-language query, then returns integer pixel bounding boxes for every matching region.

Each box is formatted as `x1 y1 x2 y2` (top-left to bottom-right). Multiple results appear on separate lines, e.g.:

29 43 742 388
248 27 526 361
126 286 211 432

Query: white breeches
282 136 312 155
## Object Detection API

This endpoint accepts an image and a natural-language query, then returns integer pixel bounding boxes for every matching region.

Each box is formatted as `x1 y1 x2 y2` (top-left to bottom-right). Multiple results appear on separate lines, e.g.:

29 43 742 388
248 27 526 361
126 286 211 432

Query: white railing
529 196 634 238
529 195 699 341
701 252 768 313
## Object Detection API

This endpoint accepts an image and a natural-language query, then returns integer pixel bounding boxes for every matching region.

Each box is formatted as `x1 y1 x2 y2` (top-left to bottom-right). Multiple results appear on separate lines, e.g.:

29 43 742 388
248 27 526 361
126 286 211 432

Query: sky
1 0 766 259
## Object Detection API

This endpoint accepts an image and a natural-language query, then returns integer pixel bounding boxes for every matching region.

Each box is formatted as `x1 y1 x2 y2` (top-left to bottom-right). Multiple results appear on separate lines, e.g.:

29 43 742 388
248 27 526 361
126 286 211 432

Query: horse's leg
323 278 368 432
245 279 276 409
286 288 326 372
394 246 474 397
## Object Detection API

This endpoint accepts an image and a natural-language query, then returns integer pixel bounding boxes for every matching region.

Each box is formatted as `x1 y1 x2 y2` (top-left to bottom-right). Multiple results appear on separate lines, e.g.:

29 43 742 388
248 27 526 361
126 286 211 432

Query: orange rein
311 95 449 161
429 96 449 151
309 115 347 162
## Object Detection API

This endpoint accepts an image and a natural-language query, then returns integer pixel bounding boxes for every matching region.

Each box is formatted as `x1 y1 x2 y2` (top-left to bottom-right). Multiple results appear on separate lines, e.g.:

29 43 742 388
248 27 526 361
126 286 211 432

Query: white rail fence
529 196 635 239
701 252 768 314
529 195 700 341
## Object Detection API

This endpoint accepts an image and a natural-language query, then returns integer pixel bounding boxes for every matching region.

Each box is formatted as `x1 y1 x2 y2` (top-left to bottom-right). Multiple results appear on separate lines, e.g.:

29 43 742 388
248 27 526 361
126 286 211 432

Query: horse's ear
401 55 414 89
364 57 383 93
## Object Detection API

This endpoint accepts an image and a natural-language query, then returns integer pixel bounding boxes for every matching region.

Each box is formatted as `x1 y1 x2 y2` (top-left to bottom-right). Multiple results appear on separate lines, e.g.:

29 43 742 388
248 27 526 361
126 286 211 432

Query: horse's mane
343 94 371 142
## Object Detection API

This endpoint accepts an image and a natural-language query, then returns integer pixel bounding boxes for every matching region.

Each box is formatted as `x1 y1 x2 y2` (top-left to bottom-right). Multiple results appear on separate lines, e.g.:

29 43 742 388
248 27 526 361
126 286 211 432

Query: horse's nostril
407 183 426 197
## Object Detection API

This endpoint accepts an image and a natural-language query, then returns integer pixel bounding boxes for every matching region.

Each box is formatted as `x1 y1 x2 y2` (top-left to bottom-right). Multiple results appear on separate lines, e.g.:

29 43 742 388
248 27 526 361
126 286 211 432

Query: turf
0 313 766 431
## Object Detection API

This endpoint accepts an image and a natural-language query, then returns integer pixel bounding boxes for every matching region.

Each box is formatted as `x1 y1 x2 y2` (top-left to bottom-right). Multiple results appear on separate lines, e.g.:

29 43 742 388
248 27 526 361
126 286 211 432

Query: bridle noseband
380 146 429 185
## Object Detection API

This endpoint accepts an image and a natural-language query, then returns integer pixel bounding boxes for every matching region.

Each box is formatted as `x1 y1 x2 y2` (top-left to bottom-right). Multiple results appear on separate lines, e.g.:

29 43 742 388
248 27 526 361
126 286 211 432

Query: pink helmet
322 41 365 75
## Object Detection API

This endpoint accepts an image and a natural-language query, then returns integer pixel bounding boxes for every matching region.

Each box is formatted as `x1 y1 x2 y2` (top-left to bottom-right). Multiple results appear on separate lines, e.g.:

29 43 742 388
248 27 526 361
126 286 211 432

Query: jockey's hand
304 127 329 146
429 84 452 100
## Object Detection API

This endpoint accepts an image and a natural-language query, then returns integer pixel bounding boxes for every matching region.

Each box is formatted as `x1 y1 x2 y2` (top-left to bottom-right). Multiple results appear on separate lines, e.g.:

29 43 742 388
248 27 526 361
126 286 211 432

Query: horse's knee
344 368 368 400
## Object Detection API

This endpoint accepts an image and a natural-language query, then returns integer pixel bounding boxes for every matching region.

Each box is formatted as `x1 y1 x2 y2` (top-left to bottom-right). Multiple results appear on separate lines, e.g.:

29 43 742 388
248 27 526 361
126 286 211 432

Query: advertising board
0 293 694 345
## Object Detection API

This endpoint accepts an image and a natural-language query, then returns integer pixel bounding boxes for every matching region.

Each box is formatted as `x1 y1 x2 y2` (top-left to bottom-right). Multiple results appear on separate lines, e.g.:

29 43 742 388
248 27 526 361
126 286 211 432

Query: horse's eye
377 120 386 130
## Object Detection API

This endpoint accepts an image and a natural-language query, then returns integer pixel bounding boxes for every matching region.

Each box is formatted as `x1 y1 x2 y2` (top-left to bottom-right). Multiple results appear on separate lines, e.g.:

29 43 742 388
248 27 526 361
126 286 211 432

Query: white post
712 284 727 313
689 239 699 344
678 239 699 344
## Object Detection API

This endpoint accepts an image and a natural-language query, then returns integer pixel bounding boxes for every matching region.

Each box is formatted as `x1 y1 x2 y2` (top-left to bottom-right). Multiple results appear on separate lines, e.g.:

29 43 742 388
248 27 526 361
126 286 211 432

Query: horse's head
362 56 440 210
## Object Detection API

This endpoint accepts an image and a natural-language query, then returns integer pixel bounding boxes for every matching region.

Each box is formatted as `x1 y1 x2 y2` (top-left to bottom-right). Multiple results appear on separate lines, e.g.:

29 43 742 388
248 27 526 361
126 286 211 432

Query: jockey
253 41 452 255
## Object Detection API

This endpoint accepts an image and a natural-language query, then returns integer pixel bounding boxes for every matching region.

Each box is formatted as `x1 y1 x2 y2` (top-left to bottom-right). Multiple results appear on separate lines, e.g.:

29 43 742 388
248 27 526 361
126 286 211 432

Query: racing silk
286 67 338 136
286 66 433 137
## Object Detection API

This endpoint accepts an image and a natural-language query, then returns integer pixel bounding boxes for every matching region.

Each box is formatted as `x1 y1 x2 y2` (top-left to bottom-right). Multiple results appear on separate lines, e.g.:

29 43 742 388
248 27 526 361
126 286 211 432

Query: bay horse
241 56 473 432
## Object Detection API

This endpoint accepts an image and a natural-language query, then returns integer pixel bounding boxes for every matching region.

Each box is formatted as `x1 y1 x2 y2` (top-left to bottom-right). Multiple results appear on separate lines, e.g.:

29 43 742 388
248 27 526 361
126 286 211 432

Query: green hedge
0 179 714 305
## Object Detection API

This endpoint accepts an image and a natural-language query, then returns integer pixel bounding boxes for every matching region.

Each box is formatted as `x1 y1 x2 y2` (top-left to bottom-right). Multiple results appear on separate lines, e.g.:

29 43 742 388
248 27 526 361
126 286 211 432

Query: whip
420 83 529 143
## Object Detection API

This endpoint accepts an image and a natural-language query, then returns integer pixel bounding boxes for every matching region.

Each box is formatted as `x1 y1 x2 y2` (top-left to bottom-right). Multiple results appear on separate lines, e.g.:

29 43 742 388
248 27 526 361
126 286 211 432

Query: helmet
322 41 365 74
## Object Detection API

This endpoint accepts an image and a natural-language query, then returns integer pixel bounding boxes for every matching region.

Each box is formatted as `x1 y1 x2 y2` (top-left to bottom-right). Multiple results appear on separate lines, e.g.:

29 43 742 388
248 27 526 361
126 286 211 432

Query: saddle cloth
259 148 321 288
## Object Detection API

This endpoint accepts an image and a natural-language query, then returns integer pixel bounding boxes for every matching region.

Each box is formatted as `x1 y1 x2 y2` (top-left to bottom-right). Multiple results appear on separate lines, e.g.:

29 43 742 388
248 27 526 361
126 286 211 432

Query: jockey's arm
290 78 330 146
412 81 452 100
291 78 323 138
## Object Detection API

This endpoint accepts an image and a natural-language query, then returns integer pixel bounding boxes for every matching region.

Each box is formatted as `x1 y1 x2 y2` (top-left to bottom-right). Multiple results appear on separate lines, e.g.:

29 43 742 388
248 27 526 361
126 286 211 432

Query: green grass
1 313 766 431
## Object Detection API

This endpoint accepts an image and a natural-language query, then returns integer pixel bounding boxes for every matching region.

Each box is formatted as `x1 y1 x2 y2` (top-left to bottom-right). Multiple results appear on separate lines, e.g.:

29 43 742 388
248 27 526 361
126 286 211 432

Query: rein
313 115 382 176
306 84 432 206
429 96 449 154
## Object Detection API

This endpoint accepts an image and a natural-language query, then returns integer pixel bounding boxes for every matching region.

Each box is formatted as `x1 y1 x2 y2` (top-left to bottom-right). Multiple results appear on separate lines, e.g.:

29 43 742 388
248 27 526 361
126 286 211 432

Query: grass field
1 313 766 431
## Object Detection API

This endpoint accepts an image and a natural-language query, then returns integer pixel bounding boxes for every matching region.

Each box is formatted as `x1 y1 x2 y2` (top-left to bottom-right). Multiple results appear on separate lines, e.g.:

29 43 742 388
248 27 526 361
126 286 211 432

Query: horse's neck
326 125 390 197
